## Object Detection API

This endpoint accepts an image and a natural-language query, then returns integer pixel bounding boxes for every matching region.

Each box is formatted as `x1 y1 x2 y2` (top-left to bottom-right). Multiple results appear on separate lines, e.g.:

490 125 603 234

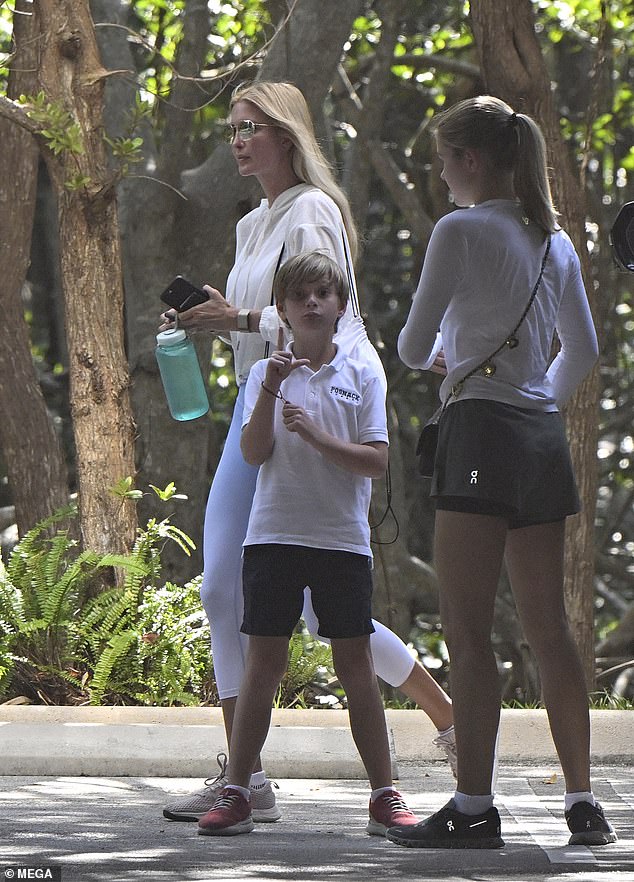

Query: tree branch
367 140 434 245
0 95 41 137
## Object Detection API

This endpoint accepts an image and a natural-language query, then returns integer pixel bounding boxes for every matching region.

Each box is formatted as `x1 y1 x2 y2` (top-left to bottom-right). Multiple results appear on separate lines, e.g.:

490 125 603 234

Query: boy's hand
281 402 317 440
265 350 310 390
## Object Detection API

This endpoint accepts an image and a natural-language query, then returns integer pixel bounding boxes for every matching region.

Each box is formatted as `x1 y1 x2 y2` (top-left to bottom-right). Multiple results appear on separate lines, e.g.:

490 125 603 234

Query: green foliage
65 174 93 192
500 693 633 711
147 481 188 503
13 90 148 191
80 572 212 707
20 92 84 156
275 631 334 709
103 98 151 174
121 0 274 151
0 504 146 702
104 135 144 164
0 488 336 709
111 476 145 501
589 690 634 710
0 492 213 706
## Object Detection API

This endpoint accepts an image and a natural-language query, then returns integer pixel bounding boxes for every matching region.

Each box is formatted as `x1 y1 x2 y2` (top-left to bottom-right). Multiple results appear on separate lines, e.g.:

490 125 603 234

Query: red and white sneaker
367 789 419 837
197 787 255 836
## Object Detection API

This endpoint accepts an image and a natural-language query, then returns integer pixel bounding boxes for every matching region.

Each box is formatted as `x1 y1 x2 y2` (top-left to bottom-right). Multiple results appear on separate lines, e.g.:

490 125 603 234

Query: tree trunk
470 0 598 686
33 0 138 558
0 0 70 537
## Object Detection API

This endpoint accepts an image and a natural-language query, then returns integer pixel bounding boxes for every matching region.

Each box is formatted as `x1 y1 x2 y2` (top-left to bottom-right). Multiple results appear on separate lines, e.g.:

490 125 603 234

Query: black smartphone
160 275 210 312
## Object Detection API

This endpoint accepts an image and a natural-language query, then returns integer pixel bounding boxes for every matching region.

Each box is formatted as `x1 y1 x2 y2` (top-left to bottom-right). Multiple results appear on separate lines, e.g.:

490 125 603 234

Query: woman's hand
158 310 178 331
180 286 238 333
159 285 242 333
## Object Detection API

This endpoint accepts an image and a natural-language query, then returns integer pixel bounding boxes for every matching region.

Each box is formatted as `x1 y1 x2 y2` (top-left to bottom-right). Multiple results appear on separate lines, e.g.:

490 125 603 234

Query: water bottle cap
157 328 187 345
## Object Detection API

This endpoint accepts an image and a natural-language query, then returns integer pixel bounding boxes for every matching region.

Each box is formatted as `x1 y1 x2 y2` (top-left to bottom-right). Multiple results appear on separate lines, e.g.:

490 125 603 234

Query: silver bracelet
237 309 250 332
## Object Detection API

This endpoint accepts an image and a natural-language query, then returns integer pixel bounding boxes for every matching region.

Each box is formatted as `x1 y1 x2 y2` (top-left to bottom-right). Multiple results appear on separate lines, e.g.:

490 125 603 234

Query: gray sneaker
163 753 281 823
432 725 458 778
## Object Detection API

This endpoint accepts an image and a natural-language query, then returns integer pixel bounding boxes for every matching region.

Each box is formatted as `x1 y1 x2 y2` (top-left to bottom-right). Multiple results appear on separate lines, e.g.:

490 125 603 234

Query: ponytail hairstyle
431 95 558 233
230 81 359 260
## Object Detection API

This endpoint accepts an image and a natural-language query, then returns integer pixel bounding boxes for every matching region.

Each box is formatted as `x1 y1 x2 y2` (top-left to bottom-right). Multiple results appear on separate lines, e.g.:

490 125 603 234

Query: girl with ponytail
390 96 616 849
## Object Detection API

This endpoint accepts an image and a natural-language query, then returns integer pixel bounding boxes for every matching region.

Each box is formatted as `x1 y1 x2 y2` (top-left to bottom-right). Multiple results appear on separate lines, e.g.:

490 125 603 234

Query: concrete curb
1 706 631 778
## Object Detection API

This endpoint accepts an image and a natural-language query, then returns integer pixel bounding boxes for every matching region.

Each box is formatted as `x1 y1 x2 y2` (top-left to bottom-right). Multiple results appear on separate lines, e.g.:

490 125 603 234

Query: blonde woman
161 82 455 825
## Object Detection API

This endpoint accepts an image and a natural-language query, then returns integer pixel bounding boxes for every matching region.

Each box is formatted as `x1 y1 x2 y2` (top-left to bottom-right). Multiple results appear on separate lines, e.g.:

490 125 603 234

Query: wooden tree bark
0 0 70 537
470 0 599 685
0 0 138 559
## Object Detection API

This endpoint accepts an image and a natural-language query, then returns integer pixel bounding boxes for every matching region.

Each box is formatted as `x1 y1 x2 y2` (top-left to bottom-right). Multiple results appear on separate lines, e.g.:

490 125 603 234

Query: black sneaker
565 801 617 845
386 799 504 849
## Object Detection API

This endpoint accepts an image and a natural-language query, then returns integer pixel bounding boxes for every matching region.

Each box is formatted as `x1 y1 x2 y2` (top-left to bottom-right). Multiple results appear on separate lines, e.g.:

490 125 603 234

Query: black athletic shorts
431 399 580 529
241 544 375 639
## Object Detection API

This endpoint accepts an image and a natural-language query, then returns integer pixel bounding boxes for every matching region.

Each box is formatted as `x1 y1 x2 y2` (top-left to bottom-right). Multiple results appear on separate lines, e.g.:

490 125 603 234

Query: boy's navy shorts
241 544 375 639
431 398 580 529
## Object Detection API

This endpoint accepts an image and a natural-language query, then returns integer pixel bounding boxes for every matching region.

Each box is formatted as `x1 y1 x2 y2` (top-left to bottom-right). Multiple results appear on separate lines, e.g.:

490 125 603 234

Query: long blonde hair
230 81 359 259
432 95 558 233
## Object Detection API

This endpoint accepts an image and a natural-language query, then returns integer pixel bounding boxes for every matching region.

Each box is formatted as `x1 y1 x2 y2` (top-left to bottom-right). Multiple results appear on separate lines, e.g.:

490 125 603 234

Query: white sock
436 725 455 737
225 784 250 800
565 791 595 811
249 771 267 788
370 786 394 801
453 791 494 815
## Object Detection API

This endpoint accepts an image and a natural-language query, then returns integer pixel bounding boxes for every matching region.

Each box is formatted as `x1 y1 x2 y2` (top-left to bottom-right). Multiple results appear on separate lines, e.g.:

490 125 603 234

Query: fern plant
0 505 146 703
275 631 335 709
0 489 337 708
0 492 213 705
82 574 213 706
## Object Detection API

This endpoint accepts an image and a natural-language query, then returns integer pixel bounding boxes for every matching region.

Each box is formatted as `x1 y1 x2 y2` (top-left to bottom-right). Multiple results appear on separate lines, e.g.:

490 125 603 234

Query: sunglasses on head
225 119 275 143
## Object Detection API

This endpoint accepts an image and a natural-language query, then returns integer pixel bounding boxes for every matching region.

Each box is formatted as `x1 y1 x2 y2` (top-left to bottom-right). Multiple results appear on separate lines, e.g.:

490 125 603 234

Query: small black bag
416 407 442 478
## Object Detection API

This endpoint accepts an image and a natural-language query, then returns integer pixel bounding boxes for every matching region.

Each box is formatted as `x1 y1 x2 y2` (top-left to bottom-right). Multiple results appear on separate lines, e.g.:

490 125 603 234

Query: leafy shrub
0 493 336 708
0 500 215 706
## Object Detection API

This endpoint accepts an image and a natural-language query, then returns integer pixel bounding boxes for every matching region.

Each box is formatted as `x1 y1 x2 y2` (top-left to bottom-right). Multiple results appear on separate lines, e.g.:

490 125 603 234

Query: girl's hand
430 349 447 376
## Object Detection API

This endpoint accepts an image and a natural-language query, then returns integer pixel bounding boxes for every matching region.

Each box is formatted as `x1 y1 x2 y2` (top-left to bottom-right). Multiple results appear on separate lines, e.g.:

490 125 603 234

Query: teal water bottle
155 328 209 421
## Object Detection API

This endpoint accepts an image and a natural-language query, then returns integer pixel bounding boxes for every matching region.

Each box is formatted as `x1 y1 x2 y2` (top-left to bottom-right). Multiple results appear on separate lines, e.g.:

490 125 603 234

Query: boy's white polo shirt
242 346 388 557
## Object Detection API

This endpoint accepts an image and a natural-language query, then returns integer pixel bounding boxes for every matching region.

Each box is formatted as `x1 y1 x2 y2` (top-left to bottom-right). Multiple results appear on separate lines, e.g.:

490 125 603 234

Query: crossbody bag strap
446 233 552 407
263 243 286 359
341 230 361 318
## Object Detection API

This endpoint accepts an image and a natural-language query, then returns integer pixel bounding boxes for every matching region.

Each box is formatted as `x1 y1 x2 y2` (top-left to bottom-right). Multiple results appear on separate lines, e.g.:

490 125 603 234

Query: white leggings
200 383 416 700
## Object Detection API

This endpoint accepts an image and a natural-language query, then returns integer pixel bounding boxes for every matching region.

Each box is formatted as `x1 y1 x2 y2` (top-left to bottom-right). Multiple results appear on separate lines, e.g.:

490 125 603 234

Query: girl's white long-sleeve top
226 182 376 386
397 199 599 410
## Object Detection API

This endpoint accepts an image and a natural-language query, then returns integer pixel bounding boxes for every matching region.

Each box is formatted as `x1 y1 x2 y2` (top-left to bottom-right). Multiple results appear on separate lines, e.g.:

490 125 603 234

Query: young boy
197 251 418 838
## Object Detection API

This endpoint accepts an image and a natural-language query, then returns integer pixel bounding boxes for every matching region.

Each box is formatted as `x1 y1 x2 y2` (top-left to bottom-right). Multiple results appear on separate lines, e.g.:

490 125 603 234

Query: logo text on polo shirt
330 385 361 404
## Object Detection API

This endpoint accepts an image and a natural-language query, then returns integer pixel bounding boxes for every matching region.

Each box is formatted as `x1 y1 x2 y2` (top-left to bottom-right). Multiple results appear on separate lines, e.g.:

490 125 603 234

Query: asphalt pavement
2 760 633 882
